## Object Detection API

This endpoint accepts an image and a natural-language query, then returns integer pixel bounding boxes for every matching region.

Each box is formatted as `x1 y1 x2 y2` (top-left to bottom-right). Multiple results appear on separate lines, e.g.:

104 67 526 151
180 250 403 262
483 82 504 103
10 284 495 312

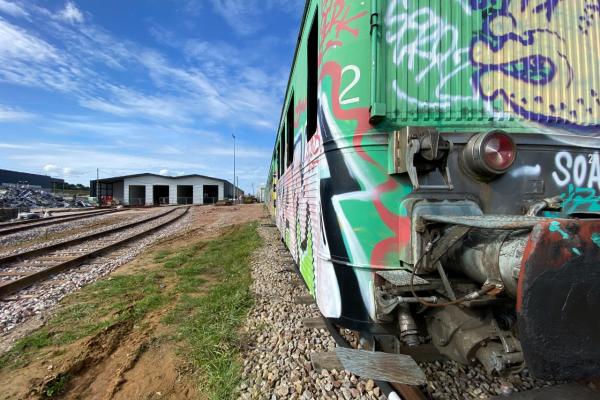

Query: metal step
335 347 426 385
376 269 429 288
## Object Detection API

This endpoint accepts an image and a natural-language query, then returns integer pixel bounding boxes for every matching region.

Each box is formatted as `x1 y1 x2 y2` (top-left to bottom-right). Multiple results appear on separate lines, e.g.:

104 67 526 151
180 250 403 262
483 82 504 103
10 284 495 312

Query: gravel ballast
0 209 158 256
239 225 561 400
0 208 193 336
239 225 384 400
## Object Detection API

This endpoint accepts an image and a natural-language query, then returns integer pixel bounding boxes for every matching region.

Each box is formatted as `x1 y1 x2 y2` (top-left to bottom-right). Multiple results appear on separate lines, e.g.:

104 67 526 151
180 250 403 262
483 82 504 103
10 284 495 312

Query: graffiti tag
552 151 600 190
472 0 600 126
385 0 476 108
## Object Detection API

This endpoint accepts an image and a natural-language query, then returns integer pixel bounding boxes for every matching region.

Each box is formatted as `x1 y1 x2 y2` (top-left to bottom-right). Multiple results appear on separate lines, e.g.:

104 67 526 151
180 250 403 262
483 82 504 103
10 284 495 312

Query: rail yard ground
0 204 589 400
0 204 265 399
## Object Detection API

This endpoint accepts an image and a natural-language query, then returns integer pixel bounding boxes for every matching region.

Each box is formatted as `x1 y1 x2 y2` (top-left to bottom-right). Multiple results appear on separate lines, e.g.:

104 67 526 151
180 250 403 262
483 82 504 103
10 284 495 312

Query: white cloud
159 169 170 175
42 164 59 173
42 163 82 177
0 105 34 121
58 1 83 24
208 0 262 35
208 0 303 36
0 142 30 149
0 19 60 62
0 0 28 18
10 142 209 179
0 7 286 129
0 19 80 92
78 98 131 117
0 2 284 190
80 86 193 124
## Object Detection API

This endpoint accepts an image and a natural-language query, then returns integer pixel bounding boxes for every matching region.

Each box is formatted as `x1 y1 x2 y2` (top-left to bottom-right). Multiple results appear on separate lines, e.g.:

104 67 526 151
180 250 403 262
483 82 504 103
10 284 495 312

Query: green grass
163 223 262 400
44 374 70 397
0 273 168 369
0 222 262 400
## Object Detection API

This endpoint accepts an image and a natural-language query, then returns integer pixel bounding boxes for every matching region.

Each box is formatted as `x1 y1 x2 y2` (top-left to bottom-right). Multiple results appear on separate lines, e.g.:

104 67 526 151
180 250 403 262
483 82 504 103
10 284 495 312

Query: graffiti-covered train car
267 0 600 380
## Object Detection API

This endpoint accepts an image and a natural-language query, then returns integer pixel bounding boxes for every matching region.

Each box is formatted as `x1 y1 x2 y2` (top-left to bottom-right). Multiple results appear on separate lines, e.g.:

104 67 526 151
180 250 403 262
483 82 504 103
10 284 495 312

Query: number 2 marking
339 65 360 105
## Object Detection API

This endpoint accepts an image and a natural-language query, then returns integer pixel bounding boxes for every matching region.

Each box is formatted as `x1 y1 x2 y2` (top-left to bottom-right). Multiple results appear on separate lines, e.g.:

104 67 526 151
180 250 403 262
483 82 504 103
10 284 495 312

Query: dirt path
0 204 267 400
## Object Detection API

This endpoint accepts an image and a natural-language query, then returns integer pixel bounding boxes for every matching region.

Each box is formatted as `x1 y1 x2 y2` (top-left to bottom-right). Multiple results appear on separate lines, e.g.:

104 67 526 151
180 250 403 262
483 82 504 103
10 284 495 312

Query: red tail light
463 131 516 178
482 132 516 172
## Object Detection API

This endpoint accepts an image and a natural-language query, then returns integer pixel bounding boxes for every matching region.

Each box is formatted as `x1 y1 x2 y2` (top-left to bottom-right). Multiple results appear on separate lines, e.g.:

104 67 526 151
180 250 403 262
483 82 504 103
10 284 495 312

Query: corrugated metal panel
384 0 600 130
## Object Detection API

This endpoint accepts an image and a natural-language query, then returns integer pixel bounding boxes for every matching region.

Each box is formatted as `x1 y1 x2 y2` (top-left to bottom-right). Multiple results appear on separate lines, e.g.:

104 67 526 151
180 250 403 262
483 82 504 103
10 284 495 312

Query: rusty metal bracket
390 128 454 190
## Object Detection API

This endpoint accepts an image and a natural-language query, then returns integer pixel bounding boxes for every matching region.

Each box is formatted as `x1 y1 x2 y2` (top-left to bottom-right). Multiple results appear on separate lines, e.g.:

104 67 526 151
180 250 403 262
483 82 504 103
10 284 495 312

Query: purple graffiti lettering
521 0 561 22
471 0 600 128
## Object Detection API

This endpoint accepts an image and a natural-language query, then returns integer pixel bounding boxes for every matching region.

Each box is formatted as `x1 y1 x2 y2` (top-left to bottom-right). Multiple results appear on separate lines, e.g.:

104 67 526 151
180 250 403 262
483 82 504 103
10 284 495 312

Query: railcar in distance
267 0 600 382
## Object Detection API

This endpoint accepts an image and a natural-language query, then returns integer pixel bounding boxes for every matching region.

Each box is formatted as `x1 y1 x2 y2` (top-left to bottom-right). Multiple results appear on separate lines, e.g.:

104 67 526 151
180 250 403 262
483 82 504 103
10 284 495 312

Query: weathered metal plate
376 270 429 287
518 219 600 380
491 384 600 400
335 347 426 385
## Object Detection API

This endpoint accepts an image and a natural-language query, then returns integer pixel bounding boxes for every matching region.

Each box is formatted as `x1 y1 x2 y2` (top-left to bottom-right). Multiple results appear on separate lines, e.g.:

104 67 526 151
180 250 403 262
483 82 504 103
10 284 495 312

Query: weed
44 374 69 397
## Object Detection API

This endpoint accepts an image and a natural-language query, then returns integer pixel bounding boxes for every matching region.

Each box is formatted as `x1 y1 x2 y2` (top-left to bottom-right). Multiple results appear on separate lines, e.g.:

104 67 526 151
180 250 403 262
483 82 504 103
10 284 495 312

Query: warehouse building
0 168 64 189
90 173 243 206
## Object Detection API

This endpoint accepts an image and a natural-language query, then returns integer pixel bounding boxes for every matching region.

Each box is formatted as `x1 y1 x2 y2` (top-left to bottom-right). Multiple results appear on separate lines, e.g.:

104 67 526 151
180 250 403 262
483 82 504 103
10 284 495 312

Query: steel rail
0 209 120 236
0 206 189 298
0 207 180 265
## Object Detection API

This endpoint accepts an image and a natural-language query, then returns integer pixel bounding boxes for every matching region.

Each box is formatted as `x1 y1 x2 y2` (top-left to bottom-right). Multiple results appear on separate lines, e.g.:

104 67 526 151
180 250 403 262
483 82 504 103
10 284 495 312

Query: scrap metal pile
0 187 73 209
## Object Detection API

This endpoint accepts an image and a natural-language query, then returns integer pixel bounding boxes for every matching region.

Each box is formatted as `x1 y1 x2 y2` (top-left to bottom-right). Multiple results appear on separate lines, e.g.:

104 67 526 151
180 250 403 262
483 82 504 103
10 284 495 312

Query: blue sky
0 0 303 192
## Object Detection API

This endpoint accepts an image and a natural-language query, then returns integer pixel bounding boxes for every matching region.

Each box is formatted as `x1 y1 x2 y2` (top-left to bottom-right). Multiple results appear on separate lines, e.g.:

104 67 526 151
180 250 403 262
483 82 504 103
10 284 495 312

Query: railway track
0 208 120 236
0 206 189 298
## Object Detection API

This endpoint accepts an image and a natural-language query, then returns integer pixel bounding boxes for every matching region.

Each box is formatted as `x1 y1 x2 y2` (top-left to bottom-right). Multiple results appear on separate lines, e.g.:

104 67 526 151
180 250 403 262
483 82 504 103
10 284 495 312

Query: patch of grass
153 249 172 262
0 273 168 369
0 222 262 400
165 223 262 400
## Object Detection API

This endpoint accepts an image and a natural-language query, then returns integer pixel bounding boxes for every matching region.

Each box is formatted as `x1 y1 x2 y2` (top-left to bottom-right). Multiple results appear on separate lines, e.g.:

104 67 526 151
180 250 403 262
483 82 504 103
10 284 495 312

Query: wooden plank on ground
310 352 344 371
302 317 327 329
294 295 314 305
335 347 426 385
391 382 428 400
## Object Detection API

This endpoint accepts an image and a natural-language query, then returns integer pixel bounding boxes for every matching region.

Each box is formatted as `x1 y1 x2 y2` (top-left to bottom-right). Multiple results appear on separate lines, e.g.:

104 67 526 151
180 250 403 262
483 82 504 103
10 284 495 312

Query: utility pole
232 134 236 204
96 168 100 204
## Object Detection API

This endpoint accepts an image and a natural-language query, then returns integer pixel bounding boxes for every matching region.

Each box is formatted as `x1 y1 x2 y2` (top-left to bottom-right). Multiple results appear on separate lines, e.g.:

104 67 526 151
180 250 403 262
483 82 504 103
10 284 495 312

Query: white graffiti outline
385 0 476 108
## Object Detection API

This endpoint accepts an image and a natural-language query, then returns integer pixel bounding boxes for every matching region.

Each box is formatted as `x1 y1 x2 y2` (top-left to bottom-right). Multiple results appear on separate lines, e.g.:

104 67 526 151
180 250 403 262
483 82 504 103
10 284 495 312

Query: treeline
56 182 90 190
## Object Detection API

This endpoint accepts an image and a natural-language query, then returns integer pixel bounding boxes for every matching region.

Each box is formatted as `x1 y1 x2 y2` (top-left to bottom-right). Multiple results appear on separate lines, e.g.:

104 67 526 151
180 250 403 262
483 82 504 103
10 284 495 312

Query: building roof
94 173 230 184
0 168 64 186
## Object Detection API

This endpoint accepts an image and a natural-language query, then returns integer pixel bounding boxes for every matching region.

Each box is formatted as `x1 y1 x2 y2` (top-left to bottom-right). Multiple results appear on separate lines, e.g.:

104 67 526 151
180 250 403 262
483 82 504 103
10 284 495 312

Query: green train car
267 0 600 381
